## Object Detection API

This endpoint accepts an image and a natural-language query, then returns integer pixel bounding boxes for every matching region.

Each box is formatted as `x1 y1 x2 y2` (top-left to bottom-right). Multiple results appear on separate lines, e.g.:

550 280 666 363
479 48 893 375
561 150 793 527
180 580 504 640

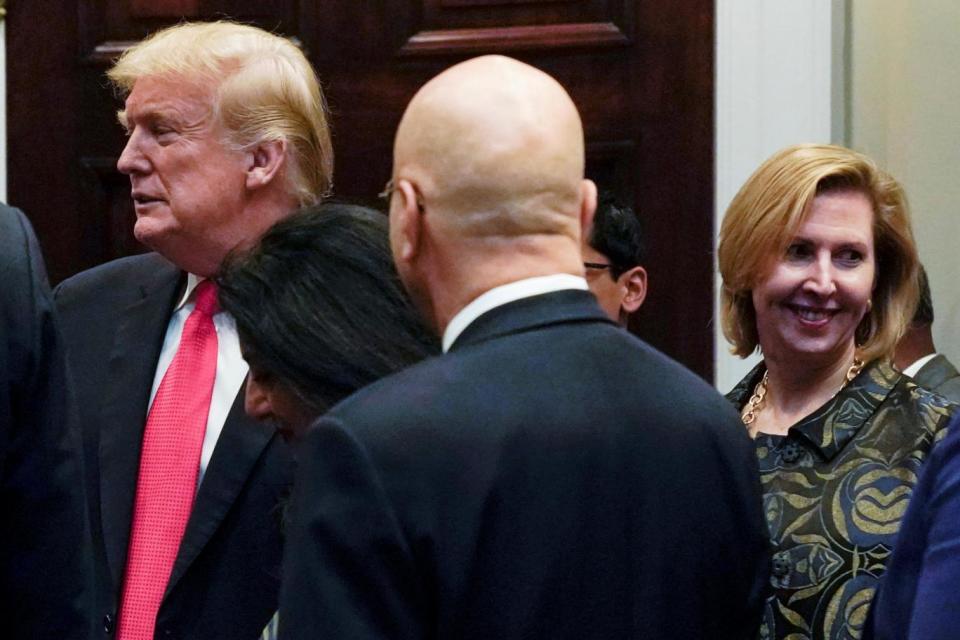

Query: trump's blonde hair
109 20 333 205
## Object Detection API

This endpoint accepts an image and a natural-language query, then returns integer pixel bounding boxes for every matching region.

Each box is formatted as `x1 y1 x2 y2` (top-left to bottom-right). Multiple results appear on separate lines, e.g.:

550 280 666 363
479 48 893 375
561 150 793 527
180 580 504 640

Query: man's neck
428 238 585 337
894 325 936 371
440 273 588 351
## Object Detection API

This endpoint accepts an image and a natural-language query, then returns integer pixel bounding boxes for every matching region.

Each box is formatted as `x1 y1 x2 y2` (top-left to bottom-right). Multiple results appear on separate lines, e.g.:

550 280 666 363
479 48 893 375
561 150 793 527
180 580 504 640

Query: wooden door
7 1 716 379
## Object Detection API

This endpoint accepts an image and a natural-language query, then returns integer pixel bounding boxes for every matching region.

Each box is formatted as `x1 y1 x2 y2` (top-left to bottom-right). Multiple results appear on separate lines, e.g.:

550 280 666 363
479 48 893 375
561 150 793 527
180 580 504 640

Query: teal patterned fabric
727 359 956 640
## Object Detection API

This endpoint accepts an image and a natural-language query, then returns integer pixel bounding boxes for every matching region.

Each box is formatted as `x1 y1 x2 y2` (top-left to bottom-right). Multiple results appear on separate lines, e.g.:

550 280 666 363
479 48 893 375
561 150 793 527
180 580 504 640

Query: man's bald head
393 56 588 240
388 56 596 333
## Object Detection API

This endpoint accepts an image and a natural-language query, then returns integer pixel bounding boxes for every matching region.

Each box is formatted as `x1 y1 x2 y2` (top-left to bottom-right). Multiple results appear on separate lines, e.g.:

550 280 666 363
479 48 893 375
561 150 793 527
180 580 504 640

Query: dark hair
587 191 645 280
913 264 934 326
216 203 440 416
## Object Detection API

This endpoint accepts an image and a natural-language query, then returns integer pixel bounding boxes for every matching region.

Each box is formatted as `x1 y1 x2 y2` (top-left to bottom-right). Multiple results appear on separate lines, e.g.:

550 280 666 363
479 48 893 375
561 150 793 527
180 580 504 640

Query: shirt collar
791 360 899 460
441 274 588 352
174 273 212 312
731 360 901 462
902 352 940 378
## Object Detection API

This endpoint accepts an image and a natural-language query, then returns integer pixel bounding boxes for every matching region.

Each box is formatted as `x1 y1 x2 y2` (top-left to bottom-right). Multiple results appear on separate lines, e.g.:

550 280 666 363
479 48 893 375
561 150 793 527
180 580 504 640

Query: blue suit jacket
0 205 91 638
281 289 770 639
867 410 960 639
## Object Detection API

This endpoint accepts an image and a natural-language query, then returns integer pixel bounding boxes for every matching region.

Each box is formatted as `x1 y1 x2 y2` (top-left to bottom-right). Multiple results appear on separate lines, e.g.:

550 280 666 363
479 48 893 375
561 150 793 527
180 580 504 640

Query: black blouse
727 359 957 640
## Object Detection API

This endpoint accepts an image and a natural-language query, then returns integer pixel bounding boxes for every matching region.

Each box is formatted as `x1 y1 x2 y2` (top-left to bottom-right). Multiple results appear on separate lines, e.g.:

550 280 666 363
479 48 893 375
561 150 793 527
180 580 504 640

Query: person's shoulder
581 331 755 455
58 252 173 289
0 206 52 312
936 375 960 405
892 371 959 436
936 411 960 458
337 324 739 445
901 372 957 411
613 331 740 417
0 202 27 233
0 204 35 265
914 411 960 501
927 355 960 403
493 321 735 422
327 351 447 422
55 252 176 302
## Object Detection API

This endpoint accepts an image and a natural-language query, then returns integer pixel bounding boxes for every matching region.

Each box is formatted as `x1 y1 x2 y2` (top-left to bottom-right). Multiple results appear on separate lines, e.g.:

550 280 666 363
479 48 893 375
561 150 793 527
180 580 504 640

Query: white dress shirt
902 352 939 378
148 273 248 485
442 274 588 352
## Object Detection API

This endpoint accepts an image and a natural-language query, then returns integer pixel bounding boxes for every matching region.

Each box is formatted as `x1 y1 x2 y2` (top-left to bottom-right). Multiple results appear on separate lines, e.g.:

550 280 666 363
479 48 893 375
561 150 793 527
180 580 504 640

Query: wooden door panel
404 0 631 54
8 0 716 379
422 0 624 28
77 2 303 73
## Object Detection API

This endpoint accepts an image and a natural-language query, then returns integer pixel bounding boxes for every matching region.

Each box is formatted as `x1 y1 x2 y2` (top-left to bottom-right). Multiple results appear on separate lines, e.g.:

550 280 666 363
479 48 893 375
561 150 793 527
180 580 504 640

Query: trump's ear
246 139 288 190
579 179 598 238
393 179 422 263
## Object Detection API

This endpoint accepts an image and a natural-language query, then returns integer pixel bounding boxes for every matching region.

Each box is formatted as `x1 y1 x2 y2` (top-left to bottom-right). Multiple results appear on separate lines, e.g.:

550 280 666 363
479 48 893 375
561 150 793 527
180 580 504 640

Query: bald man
280 56 769 640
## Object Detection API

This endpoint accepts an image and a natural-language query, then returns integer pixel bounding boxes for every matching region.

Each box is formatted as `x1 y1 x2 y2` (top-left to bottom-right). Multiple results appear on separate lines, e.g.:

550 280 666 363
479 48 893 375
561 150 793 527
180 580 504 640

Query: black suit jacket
0 205 90 638
56 253 293 640
281 289 770 639
912 354 960 404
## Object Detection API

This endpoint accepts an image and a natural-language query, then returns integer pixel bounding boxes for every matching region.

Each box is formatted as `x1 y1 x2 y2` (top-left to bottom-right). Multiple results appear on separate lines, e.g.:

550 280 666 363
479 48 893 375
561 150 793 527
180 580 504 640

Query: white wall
847 0 960 365
714 0 845 390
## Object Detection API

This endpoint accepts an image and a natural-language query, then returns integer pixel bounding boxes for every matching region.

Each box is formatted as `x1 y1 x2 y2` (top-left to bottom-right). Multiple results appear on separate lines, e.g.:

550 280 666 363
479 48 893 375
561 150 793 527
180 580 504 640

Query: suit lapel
99 261 183 588
165 385 277 596
915 354 960 391
450 289 613 352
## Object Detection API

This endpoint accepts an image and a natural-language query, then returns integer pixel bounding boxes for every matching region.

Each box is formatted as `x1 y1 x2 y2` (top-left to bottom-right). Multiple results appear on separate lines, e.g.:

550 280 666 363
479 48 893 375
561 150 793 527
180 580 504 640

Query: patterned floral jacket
727 359 957 640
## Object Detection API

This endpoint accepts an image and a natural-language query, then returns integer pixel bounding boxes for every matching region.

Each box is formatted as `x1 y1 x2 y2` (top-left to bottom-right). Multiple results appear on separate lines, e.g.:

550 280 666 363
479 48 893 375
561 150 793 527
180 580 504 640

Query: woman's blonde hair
109 20 333 206
717 143 918 363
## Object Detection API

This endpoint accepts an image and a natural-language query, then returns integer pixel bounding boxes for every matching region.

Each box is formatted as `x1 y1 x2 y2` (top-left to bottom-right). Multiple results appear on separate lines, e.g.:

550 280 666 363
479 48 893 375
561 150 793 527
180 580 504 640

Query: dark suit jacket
866 411 960 640
280 289 770 639
0 205 90 638
56 253 293 640
912 353 960 404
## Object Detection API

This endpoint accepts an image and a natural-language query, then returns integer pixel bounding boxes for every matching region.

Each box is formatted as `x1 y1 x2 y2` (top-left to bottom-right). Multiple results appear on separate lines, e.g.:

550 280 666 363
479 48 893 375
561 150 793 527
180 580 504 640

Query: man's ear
619 266 648 314
243 370 273 421
579 179 597 237
393 179 422 262
245 139 287 190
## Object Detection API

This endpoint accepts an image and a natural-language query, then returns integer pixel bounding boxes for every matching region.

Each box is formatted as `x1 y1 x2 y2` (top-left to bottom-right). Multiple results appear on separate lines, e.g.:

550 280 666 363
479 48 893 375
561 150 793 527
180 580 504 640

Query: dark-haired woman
217 203 439 640
217 202 439 441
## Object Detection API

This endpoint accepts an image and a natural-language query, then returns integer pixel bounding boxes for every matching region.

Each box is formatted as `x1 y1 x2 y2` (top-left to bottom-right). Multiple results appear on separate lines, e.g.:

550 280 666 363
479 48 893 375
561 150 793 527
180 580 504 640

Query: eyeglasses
583 262 613 270
377 179 395 202
379 178 425 212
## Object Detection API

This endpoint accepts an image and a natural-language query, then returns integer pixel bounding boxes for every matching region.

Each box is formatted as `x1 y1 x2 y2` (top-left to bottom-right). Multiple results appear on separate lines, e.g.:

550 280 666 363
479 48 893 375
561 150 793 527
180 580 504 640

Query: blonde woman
718 144 957 639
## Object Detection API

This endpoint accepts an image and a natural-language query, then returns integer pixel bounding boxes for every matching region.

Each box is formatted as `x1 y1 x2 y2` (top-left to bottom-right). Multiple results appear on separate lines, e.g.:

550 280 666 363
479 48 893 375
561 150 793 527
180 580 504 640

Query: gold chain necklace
740 358 864 426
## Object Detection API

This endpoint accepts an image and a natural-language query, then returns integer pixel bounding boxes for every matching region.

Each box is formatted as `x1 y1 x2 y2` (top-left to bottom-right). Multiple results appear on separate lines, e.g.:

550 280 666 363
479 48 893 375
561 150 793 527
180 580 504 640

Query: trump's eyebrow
116 110 129 131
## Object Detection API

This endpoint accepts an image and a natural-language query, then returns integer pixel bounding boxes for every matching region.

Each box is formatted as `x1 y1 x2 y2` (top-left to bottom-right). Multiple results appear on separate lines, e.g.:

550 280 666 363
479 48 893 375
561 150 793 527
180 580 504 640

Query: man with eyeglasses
582 191 648 325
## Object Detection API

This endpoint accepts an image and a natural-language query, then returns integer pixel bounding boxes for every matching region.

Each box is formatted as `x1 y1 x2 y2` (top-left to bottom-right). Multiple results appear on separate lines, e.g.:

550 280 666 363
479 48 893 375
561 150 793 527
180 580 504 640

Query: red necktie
118 280 219 640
